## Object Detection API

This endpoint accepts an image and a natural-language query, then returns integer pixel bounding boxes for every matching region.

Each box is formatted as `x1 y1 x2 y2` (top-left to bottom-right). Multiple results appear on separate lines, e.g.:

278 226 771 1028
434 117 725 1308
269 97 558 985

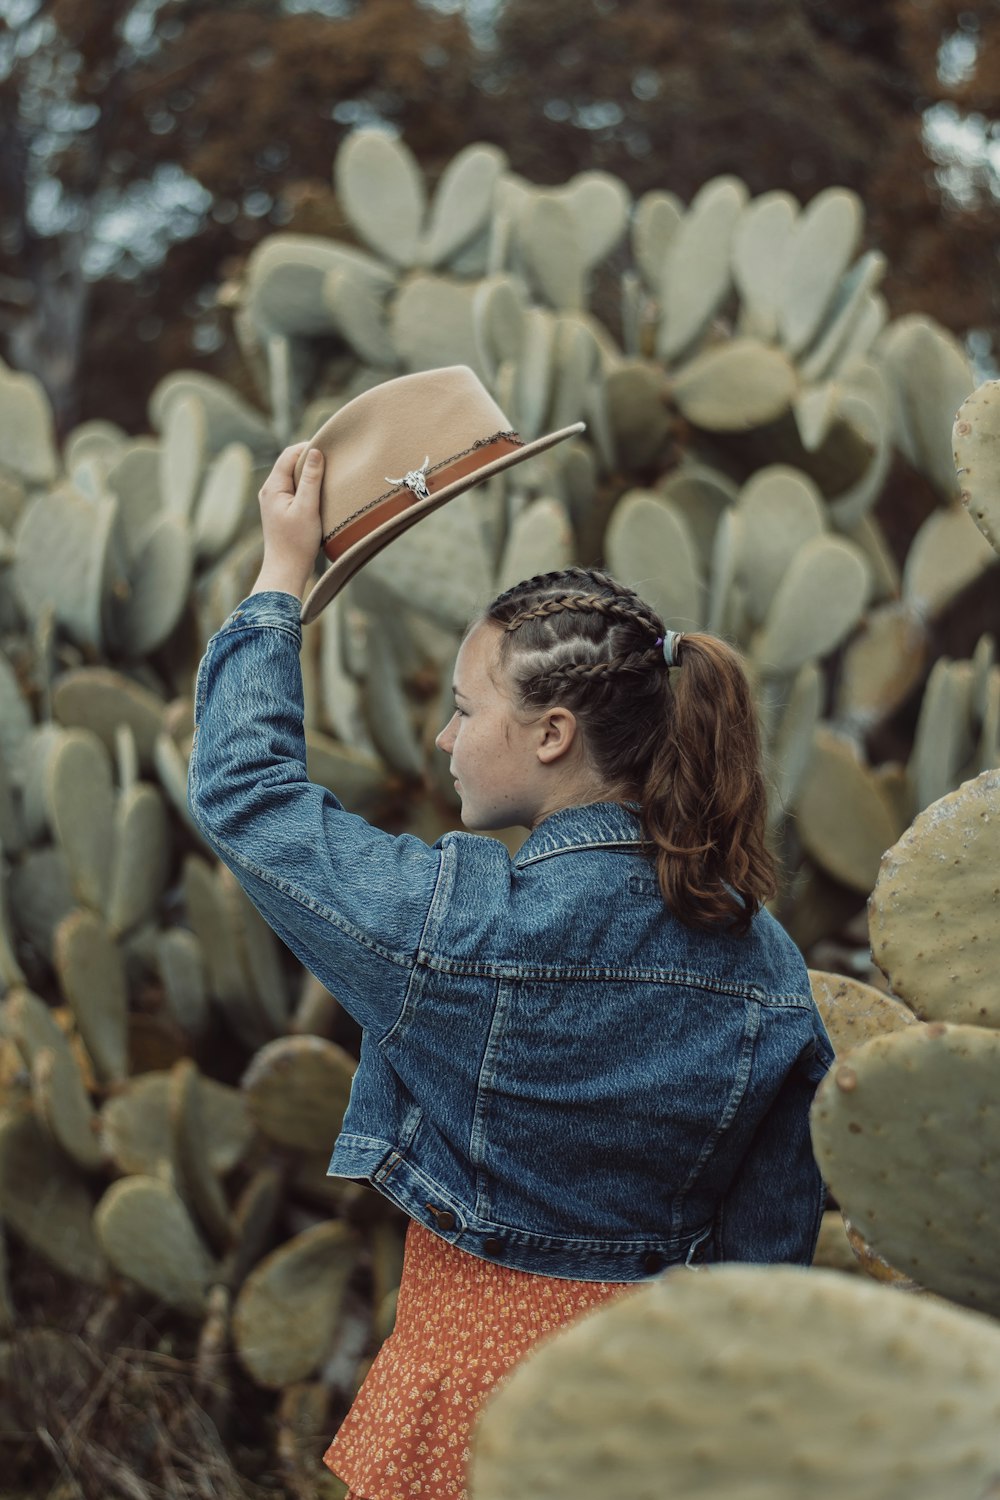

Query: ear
535 707 579 765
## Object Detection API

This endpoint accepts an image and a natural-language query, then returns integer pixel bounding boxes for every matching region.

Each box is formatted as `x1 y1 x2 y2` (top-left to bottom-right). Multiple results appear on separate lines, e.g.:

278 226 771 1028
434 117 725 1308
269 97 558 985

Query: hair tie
653 630 682 667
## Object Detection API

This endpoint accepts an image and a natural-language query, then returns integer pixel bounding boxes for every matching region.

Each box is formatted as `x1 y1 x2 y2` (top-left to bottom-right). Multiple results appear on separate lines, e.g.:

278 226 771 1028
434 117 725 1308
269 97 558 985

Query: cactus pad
795 728 904 893
0 1109 107 1285
240 1034 356 1153
810 1021 1000 1315
954 379 1000 553
53 908 128 1085
94 1174 219 1314
470 1264 1000 1500
868 768 1000 1028
101 1068 252 1178
808 969 917 1056
232 1220 358 1388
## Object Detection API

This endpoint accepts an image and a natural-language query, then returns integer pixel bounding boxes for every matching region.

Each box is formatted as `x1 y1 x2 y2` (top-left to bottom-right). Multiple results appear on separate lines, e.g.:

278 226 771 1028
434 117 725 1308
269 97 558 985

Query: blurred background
3 6 1000 1499
2 0 998 437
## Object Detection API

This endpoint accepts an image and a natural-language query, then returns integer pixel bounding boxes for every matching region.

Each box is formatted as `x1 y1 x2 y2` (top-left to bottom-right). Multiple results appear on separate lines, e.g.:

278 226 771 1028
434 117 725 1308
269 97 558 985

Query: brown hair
478 566 776 937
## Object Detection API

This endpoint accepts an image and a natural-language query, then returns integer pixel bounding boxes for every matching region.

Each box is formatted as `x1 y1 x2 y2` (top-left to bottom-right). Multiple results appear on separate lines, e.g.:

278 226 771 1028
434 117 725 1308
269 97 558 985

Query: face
434 622 578 832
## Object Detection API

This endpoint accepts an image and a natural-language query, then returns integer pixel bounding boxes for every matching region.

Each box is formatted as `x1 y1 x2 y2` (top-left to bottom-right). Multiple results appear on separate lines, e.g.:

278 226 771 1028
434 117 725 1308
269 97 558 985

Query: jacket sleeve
186 591 443 1042
710 1021 834 1266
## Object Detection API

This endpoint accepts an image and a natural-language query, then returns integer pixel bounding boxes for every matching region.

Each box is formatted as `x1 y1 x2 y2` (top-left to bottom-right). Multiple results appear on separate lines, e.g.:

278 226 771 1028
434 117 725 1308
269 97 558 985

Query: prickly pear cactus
810 1020 1000 1317
469 1265 1000 1500
3 123 1000 1498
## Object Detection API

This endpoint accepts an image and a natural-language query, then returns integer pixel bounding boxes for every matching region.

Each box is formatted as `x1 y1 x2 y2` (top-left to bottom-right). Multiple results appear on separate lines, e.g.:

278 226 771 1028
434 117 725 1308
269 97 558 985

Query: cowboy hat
292 365 585 623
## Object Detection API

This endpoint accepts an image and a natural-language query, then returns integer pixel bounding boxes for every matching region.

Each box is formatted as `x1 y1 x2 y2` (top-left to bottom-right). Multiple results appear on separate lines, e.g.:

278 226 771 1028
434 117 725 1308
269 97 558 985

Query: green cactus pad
835 602 928 727
735 465 826 626
560 170 630 272
671 338 797 431
521 194 583 311
495 497 573 596
808 969 917 1056
52 666 166 771
32 1042 103 1172
902 503 996 620
156 928 210 1038
418 143 507 269
105 439 162 556
322 264 398 368
149 370 275 457
240 1034 356 1153
810 1022 1000 1315
470 1262 1000 1500
766 662 822 828
106 782 170 939
605 491 703 632
217 865 288 1036
0 365 59 484
731 190 797 341
0 651 32 783
191 441 254 565
777 187 863 356
335 128 425 268
100 1068 253 1178
45 729 115 914
0 1109 107 1285
954 379 1000 553
232 1220 358 1389
795 728 905 893
799 250 887 385
94 1174 219 1315
159 393 206 521
107 511 193 659
52 908 127 1085
907 657 975 813
657 463 737 569
749 534 869 675
868 768 1000 1028
657 175 748 361
169 1059 232 1252
631 189 683 293
12 485 117 651
7 847 75 962
604 363 670 469
390 274 481 376
881 315 973 499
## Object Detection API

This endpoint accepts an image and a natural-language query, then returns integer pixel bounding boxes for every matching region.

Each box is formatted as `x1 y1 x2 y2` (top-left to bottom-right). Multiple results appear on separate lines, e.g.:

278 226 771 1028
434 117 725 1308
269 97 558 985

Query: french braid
475 565 773 935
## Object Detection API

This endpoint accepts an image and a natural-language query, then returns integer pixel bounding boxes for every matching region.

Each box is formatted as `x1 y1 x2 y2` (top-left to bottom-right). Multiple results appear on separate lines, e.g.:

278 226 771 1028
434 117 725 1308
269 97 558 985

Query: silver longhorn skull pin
386 455 431 500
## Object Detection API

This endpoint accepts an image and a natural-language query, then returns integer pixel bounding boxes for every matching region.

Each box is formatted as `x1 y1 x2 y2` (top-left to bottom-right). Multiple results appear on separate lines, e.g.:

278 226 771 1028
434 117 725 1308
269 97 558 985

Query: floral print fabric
324 1215 639 1499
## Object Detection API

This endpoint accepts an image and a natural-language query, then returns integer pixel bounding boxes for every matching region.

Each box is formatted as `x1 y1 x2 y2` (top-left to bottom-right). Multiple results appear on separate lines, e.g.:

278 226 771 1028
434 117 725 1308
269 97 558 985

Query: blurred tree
0 0 997 440
484 0 1000 343
0 0 478 434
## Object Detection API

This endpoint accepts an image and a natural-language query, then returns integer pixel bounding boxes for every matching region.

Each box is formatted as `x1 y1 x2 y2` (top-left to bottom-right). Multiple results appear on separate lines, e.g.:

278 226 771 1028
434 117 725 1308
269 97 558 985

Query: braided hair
477 566 775 936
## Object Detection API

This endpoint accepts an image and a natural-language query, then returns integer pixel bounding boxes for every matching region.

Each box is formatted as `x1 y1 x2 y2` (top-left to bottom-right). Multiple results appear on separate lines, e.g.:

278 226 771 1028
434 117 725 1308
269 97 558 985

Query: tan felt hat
293 365 586 624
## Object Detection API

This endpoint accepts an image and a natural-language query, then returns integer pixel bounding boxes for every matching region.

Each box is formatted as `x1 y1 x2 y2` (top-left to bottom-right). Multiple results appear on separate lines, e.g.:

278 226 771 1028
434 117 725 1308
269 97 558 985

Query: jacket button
425 1203 455 1231
643 1252 664 1274
483 1238 503 1256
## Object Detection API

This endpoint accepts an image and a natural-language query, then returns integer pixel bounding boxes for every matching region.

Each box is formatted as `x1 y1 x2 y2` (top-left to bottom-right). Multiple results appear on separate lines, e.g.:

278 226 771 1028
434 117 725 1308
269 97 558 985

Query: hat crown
312 366 515 524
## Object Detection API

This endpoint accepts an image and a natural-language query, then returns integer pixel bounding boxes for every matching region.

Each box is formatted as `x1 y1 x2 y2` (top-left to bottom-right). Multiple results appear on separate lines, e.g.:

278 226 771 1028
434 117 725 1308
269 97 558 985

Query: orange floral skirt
324 1215 640 1500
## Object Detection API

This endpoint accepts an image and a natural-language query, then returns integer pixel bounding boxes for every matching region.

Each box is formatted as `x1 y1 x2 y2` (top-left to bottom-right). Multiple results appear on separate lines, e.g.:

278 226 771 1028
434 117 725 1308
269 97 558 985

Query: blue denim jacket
188 591 834 1282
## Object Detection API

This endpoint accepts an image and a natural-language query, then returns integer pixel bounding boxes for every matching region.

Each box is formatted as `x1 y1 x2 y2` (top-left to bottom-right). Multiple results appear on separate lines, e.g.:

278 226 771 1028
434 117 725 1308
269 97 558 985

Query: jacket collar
513 800 646 866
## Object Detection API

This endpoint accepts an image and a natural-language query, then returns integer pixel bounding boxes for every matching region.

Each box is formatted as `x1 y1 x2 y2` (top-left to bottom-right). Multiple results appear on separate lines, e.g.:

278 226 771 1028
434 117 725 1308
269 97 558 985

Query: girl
188 443 833 1500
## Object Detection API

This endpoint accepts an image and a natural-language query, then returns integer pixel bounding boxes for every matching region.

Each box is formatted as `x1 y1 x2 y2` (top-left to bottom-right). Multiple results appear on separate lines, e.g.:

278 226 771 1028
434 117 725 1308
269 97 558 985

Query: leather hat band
321 432 523 563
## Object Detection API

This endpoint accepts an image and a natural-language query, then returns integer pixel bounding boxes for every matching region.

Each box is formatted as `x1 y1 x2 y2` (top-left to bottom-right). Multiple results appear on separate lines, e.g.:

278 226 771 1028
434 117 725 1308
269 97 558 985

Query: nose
435 714 456 752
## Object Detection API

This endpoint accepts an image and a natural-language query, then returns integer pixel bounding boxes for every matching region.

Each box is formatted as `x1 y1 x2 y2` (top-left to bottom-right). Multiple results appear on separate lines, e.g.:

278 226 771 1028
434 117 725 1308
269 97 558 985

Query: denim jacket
188 591 834 1282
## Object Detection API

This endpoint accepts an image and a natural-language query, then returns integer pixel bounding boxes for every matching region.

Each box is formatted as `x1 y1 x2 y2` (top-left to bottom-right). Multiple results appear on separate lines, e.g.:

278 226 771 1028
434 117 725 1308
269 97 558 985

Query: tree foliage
0 0 997 437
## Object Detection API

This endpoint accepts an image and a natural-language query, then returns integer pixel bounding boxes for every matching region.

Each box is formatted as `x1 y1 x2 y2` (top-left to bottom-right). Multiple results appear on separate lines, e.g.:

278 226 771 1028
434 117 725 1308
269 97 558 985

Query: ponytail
643 632 776 937
482 567 777 937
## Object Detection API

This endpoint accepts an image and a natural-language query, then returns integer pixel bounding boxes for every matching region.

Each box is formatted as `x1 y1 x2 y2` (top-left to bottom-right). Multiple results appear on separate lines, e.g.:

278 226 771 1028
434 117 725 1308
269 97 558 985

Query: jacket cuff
218 590 303 642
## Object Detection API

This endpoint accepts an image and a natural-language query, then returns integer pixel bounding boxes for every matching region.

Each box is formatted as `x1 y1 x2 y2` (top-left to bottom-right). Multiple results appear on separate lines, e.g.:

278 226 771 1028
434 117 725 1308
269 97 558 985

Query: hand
251 441 325 600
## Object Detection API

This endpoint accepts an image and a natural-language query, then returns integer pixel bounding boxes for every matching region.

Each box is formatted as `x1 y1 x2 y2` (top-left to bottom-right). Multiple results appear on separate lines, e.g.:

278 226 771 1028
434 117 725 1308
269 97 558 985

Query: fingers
259 442 322 503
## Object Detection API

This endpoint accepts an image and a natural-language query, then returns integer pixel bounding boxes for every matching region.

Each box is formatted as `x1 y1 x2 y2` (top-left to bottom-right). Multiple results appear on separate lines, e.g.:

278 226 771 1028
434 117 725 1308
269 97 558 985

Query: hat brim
299 421 586 624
